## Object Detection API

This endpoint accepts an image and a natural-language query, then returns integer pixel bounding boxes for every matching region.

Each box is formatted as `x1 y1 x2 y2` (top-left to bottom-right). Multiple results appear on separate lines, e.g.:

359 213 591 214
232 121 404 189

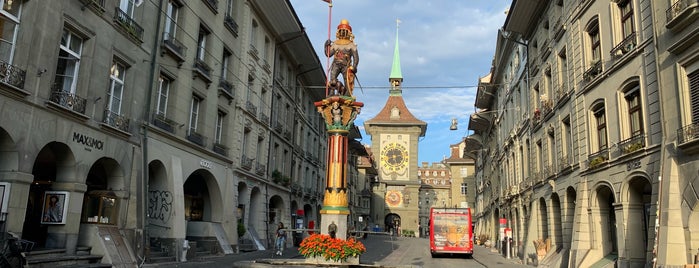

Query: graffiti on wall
148 190 173 223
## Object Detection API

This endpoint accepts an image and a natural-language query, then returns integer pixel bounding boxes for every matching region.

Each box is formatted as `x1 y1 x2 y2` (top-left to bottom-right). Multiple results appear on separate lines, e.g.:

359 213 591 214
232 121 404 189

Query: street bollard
505 237 512 259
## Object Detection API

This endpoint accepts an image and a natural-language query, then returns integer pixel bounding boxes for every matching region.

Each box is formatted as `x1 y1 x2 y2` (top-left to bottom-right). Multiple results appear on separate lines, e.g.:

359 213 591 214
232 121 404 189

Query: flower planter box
305 255 359 265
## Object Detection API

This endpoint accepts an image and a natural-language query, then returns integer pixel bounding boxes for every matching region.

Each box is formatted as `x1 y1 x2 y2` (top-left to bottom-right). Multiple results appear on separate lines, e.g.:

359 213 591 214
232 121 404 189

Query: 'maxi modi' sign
73 132 104 151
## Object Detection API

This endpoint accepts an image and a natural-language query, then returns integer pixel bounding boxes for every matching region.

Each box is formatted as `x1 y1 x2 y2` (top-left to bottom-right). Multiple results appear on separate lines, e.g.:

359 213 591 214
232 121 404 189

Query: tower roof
365 19 426 137
389 22 403 81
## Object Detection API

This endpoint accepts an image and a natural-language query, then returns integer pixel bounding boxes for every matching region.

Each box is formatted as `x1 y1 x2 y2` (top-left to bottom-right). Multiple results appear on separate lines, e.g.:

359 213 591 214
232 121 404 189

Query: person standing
275 222 286 256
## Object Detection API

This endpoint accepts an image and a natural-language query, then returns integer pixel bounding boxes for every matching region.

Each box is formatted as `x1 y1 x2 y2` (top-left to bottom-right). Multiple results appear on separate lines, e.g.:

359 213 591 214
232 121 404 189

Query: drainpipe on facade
140 0 164 264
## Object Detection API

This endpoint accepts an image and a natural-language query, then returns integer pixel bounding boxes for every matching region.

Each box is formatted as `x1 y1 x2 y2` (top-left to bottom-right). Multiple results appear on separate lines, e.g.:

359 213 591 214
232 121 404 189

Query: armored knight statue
325 19 359 97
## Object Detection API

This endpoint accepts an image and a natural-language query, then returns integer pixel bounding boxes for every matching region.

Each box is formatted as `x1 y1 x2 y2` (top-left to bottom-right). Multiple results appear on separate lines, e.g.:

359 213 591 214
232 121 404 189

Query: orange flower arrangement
298 233 366 262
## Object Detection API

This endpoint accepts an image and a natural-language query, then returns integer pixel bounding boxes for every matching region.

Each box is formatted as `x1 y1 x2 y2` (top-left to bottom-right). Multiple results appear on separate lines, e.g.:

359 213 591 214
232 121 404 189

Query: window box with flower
299 233 365 264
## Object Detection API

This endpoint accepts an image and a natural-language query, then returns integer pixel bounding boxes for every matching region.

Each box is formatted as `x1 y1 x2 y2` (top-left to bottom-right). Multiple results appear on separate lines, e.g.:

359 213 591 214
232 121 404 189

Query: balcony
152 112 176 133
80 0 106 14
255 162 266 175
114 8 143 42
186 130 207 147
587 148 609 170
273 120 283 133
103 110 130 132
248 45 259 61
49 89 87 114
610 32 637 59
618 134 645 156
666 0 699 31
218 79 234 100
583 60 602 81
259 113 269 126
552 18 566 41
0 60 27 91
212 142 228 156
558 155 572 171
677 123 699 153
245 101 257 115
241 155 253 170
224 15 239 37
202 0 218 13
193 59 213 84
539 40 551 62
161 33 187 65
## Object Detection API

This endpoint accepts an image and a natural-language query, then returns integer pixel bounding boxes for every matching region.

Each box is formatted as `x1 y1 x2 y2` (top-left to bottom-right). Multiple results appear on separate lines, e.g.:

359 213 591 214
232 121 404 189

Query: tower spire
389 19 403 95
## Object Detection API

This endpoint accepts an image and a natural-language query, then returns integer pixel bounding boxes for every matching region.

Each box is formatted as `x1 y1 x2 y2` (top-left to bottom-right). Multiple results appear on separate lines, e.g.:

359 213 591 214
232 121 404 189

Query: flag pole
325 1 332 96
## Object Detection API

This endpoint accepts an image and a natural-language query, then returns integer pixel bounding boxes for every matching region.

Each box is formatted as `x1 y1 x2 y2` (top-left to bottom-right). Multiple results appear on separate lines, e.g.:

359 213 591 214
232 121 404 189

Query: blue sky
289 0 511 163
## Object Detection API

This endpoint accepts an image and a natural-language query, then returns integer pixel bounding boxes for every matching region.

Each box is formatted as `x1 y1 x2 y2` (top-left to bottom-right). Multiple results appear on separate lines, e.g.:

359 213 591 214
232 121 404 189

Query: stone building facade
0 0 334 265
465 0 680 267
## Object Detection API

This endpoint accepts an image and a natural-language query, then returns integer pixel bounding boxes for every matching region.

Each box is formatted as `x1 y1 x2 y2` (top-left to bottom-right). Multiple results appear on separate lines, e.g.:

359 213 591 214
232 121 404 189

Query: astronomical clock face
385 190 403 207
381 142 408 172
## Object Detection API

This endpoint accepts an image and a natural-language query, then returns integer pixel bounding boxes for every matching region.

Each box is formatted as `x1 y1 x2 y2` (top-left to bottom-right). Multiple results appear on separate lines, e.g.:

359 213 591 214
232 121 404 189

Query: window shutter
690 71 699 123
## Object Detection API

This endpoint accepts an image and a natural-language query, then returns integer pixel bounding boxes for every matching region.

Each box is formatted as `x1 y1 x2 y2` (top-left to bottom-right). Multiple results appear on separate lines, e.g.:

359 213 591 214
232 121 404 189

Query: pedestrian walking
275 222 286 256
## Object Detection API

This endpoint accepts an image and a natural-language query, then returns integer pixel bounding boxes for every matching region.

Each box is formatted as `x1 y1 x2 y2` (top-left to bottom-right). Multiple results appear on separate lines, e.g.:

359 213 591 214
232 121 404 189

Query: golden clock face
385 190 402 207
381 142 408 172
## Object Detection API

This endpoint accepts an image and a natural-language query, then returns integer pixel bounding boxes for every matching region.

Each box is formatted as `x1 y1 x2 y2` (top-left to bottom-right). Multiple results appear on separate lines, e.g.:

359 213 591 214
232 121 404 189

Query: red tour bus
429 207 473 258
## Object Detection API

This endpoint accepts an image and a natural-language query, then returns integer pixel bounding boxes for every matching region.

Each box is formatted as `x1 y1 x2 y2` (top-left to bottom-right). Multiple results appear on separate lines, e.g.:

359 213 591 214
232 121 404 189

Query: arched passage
183 169 222 222
78 157 125 244
539 197 549 240
551 193 562 249
147 160 172 238
24 142 76 248
623 176 651 265
592 184 617 255
564 187 577 248
268 195 285 247
385 213 401 235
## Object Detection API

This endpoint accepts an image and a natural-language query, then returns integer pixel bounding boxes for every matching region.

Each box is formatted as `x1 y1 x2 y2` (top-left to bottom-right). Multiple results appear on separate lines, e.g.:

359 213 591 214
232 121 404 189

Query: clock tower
364 21 426 236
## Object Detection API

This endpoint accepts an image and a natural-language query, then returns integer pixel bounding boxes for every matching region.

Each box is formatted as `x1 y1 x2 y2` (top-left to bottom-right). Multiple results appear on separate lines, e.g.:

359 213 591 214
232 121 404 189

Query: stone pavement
141 236 532 268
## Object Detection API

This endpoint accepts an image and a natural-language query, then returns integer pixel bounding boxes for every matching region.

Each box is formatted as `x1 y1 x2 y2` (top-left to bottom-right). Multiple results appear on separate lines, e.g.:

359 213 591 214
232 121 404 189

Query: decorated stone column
314 95 363 241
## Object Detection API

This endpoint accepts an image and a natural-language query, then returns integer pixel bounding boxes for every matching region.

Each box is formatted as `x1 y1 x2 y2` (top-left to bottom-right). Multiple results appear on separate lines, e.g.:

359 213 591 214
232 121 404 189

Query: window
197 27 209 62
222 49 231 80
250 19 258 49
55 29 83 93
563 117 572 161
188 95 201 134
558 48 568 92
625 86 643 137
119 0 136 18
215 110 225 144
0 0 20 63
588 20 601 63
156 75 171 116
548 129 556 170
618 0 634 38
225 0 236 17
461 183 467 195
594 105 608 151
164 0 180 40
263 36 270 62
107 61 125 115
536 140 543 173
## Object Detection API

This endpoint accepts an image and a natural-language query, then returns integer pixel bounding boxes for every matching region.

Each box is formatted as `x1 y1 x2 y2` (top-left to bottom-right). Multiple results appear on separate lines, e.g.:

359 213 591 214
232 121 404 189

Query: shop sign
73 132 104 151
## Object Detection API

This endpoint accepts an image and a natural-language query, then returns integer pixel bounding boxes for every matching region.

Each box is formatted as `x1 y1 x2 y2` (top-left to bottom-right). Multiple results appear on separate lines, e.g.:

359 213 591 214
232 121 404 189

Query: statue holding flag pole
325 18 359 97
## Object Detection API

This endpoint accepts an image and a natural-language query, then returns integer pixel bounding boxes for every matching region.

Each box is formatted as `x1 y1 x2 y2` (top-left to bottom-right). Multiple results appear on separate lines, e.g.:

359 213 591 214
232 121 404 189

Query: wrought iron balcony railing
212 142 228 156
255 162 266 175
114 8 144 41
218 79 234 99
224 15 239 37
666 0 697 22
241 155 253 170
162 32 187 63
610 32 637 58
152 112 176 133
202 0 218 12
245 101 257 115
50 89 87 114
193 59 213 83
0 60 26 90
678 122 699 144
618 133 645 155
103 110 130 132
587 147 609 169
186 130 207 147
583 60 602 81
